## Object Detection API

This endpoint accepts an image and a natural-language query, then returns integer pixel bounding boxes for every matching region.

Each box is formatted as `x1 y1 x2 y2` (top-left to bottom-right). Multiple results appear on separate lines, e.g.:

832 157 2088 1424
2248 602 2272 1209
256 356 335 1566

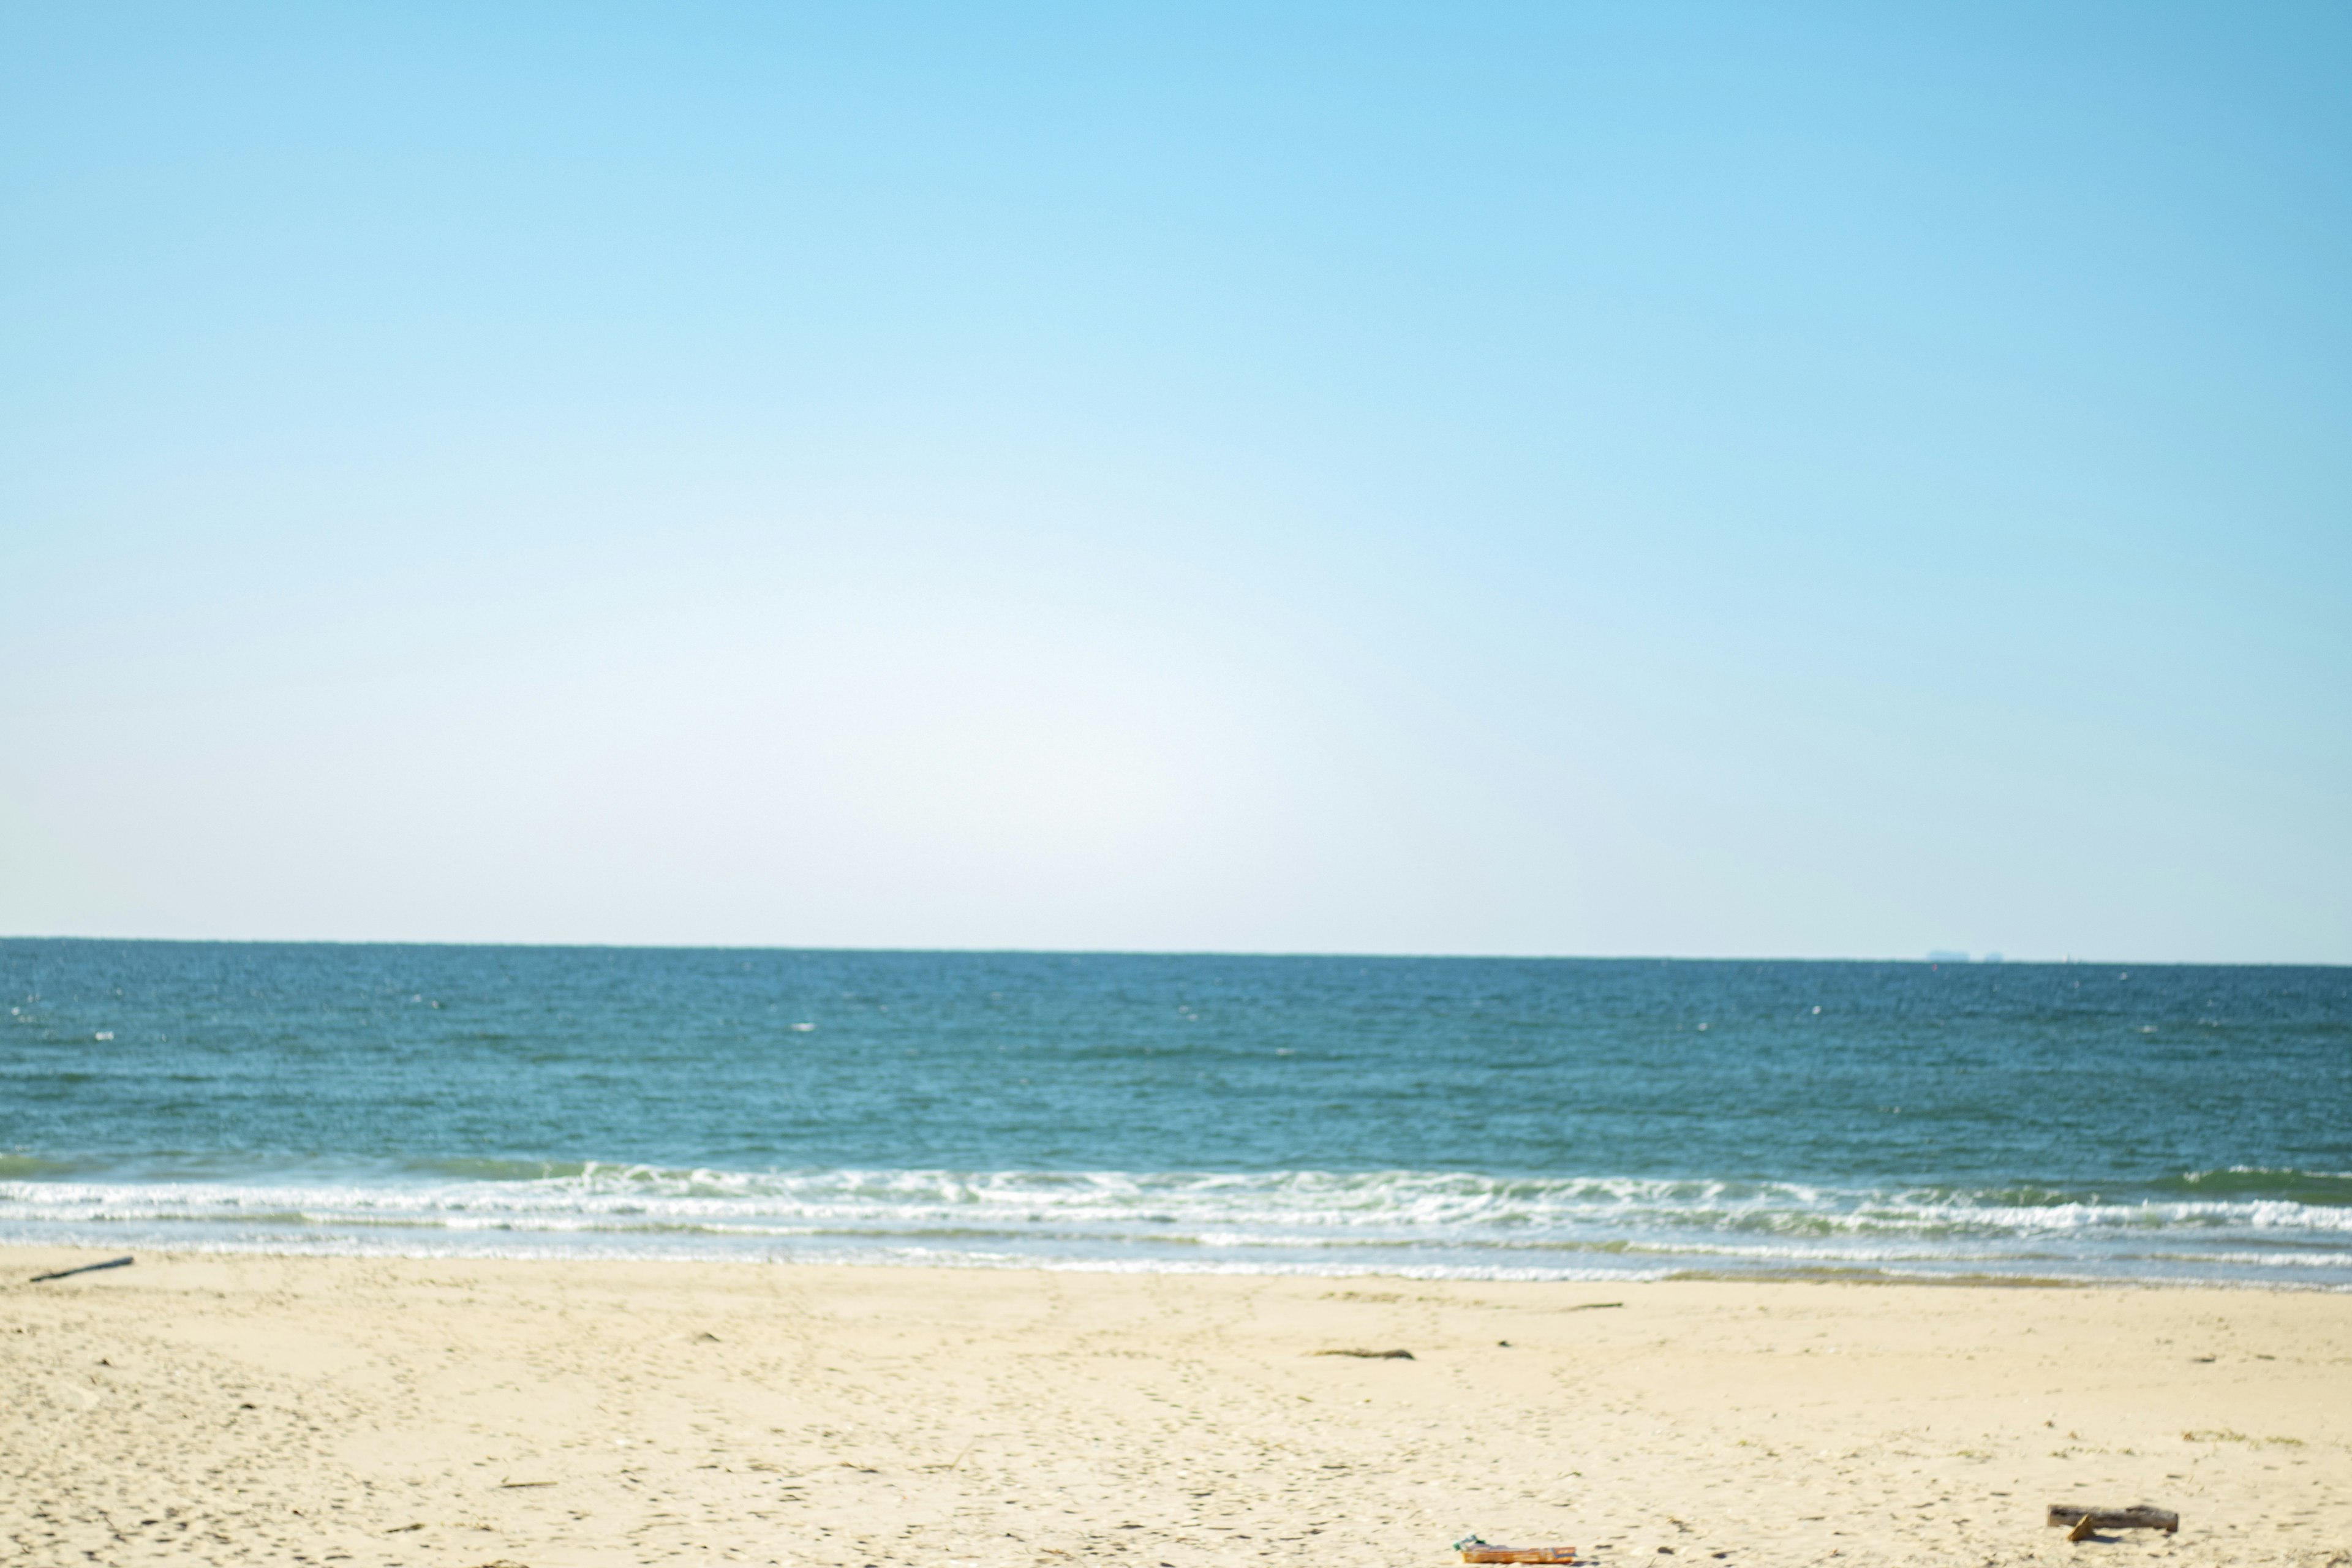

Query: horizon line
1 933 2341 968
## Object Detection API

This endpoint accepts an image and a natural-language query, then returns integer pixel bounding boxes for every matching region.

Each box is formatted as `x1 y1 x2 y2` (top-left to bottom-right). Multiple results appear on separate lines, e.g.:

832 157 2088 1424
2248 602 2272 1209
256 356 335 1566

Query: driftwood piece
1313 1348 1414 1359
1461 1547 1577 1563
29 1256 133 1283
2046 1504 2179 1535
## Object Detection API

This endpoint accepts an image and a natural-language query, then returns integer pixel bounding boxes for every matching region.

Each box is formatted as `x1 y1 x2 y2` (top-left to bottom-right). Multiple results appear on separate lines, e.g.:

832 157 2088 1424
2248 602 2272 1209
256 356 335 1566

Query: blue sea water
2 940 2348 1286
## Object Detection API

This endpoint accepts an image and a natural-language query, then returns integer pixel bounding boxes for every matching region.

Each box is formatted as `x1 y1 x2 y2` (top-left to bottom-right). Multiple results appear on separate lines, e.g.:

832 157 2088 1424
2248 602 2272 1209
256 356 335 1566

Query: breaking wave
4 1164 2348 1286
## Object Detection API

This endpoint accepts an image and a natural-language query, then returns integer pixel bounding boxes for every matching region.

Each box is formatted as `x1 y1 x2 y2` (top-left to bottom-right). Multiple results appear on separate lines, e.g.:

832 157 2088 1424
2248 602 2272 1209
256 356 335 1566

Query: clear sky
4 3 2347 961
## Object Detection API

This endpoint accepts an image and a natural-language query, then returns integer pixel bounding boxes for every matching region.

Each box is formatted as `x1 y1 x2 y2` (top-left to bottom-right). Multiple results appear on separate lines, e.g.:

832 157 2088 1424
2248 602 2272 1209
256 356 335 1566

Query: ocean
3 940 2347 1286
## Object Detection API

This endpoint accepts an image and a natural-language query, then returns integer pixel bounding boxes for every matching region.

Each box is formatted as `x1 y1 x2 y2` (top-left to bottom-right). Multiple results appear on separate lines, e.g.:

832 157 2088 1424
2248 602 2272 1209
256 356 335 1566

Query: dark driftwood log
29 1256 133 1283
1312 1348 1415 1359
2046 1504 2179 1534
1461 1547 1578 1563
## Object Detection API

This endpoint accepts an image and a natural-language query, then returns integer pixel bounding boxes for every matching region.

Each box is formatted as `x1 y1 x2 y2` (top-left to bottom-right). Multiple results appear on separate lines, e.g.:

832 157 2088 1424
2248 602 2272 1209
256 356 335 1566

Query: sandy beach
4 1249 2346 1568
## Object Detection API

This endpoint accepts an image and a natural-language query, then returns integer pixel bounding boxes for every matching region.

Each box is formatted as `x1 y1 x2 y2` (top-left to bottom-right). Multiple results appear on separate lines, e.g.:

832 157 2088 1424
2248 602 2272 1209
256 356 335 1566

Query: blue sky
4 2 2347 960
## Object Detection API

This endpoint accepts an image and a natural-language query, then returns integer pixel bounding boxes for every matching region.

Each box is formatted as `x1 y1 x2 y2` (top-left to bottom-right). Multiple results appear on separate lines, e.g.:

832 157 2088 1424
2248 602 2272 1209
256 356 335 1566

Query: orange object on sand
1461 1548 1577 1564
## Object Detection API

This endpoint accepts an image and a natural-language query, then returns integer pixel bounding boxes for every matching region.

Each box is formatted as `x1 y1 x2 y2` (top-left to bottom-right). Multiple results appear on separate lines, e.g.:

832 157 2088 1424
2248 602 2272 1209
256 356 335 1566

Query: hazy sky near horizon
5 3 2348 961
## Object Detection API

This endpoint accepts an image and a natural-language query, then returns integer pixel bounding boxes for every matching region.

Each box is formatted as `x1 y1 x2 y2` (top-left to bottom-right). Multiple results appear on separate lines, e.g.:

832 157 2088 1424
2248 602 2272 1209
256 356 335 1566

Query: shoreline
6 1245 2347 1566
9 1243 2350 1296
10 1157 2345 1294
5 1235 2348 1294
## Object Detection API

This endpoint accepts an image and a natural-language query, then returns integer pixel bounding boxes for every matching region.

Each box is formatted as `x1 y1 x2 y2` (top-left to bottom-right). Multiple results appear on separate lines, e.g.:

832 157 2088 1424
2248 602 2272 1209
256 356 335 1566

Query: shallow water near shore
3 940 2347 1284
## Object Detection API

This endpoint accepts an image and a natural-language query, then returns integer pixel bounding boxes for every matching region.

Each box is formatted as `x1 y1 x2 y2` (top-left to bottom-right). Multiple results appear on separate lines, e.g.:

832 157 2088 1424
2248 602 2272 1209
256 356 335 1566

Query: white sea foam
3 1164 2349 1285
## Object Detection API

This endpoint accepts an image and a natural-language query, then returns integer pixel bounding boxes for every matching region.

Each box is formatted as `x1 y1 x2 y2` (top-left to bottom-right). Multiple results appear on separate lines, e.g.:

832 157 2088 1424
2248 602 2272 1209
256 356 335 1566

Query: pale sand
4 1250 2348 1568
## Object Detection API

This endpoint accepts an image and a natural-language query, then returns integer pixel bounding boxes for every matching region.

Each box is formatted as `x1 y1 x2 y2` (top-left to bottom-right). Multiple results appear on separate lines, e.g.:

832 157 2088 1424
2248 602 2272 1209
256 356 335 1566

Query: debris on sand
2047 1504 2179 1537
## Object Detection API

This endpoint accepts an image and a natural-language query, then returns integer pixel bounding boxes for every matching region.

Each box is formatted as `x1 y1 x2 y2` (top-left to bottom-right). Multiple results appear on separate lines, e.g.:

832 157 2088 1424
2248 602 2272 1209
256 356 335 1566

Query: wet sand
4 1248 2347 1567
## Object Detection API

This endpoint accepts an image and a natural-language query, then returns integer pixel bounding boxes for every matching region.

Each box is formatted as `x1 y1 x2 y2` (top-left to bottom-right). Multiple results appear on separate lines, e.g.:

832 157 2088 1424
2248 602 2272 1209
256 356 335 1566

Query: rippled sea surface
3 941 2347 1285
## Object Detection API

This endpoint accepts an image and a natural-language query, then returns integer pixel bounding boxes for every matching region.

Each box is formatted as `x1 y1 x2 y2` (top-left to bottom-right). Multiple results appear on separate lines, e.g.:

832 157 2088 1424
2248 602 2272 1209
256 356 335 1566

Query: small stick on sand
29 1256 133 1283
1461 1545 1577 1562
2048 1504 2179 1536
